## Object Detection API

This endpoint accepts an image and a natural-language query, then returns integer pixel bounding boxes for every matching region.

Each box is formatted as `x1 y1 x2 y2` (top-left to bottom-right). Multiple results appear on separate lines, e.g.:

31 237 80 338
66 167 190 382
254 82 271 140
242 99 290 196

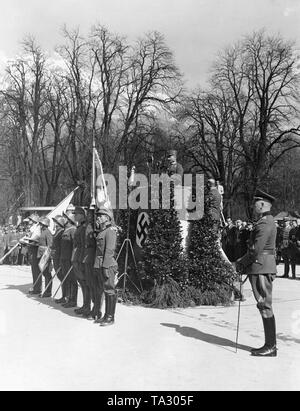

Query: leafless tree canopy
0 28 299 220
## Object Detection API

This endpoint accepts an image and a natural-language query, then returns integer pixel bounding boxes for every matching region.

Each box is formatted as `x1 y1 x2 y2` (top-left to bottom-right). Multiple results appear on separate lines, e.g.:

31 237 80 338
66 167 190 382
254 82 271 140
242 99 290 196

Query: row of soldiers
22 206 119 327
0 225 31 265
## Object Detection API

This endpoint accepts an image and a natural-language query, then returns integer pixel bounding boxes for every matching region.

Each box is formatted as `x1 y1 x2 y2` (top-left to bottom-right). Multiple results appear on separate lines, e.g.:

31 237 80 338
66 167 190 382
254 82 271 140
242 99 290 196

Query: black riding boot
100 294 116 327
251 316 277 357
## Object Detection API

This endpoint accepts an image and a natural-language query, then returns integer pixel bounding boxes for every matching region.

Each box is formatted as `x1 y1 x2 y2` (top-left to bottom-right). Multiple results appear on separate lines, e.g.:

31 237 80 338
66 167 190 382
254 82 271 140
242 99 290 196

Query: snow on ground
0 264 299 391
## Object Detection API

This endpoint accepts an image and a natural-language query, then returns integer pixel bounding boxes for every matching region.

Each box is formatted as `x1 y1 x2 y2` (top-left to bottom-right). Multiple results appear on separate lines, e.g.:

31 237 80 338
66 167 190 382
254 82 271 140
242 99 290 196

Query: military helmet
63 211 76 225
167 149 177 158
39 217 50 227
52 215 65 228
95 207 114 221
28 213 40 224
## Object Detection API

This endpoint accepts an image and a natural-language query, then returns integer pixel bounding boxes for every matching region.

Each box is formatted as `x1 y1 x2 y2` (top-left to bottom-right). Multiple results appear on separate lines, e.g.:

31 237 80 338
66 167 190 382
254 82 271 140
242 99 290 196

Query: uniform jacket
60 225 76 261
237 212 277 275
37 228 53 259
71 222 86 263
51 227 64 262
94 224 117 269
83 223 96 264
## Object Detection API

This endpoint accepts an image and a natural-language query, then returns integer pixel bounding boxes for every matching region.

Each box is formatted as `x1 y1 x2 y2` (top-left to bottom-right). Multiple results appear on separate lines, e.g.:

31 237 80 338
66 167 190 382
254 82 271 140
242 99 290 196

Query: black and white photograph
0 0 300 394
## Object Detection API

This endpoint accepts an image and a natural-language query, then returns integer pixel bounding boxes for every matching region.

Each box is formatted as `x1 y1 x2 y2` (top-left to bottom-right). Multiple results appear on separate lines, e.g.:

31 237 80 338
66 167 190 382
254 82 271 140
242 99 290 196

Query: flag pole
91 130 96 208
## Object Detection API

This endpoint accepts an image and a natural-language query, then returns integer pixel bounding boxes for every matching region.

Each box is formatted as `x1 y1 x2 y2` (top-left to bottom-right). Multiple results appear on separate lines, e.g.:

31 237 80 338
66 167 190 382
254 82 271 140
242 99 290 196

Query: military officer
237 189 277 357
51 215 66 303
94 207 118 326
72 206 90 315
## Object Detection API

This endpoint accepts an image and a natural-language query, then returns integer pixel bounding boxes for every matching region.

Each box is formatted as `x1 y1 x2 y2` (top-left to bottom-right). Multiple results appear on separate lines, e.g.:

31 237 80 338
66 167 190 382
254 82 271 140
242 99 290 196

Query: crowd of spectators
222 217 300 278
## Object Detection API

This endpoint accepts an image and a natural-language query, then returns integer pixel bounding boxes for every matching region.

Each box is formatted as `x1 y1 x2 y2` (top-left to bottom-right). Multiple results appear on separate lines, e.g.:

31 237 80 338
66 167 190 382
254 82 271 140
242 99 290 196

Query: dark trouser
249 274 276 319
73 261 90 309
92 268 104 316
31 248 42 293
281 248 290 276
37 258 52 295
53 259 64 297
249 274 277 349
99 266 118 320
85 262 95 304
61 259 77 303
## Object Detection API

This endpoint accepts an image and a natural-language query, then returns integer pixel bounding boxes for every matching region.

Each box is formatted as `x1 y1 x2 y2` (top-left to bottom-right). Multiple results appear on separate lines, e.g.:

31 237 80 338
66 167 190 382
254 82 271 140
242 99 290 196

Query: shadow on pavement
161 323 252 353
3 282 86 320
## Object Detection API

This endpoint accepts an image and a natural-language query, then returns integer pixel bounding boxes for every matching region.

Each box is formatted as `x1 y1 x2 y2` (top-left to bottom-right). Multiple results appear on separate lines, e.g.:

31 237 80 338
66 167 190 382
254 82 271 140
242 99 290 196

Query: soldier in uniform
72 206 90 315
26 214 42 295
94 208 118 326
60 211 77 308
82 207 98 319
51 215 66 303
237 189 278 357
37 217 53 298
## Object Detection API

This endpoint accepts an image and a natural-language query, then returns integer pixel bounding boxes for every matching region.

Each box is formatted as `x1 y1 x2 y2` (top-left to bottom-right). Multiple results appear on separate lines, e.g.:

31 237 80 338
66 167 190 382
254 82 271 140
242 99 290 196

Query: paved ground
0 264 300 391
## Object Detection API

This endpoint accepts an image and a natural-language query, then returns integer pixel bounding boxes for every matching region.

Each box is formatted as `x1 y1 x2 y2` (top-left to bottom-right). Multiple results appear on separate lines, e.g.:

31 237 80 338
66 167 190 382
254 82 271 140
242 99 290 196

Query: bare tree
213 30 300 213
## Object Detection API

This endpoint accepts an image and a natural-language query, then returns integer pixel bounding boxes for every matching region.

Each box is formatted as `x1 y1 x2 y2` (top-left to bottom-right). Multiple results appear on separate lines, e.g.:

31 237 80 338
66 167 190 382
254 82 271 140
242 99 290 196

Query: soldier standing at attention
82 207 98 319
60 211 77 307
72 207 90 315
51 215 66 303
237 189 278 357
37 217 53 298
94 208 118 326
25 214 42 295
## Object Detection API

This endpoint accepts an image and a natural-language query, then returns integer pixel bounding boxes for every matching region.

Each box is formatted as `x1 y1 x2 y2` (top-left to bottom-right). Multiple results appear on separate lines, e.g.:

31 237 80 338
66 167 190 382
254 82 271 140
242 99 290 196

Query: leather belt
261 250 275 255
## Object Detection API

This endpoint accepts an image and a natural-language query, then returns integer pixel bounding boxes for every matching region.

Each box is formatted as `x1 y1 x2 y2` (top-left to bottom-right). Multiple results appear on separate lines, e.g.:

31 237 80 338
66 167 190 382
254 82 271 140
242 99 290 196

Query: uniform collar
100 223 112 232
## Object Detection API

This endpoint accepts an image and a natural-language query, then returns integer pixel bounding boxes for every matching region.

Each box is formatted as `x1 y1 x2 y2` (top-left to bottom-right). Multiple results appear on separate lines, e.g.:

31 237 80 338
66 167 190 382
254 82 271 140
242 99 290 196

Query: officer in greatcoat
94 207 118 326
237 189 278 357
37 217 53 298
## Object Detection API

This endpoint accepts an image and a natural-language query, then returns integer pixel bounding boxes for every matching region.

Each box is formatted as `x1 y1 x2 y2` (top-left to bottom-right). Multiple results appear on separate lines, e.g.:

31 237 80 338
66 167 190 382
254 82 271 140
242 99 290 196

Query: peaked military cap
253 189 276 204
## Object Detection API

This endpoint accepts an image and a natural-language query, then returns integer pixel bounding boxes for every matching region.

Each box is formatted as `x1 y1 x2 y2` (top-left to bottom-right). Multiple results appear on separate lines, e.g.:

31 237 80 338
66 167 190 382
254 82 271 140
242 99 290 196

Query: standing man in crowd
37 217 53 298
82 207 98 319
51 215 65 302
25 214 42 295
72 206 90 315
237 189 277 357
60 210 77 307
281 218 292 278
94 208 118 326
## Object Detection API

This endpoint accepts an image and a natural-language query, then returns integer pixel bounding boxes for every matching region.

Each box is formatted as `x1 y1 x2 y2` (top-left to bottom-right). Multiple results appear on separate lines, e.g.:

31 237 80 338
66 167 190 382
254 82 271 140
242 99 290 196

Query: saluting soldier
237 189 278 357
51 215 66 303
72 206 90 315
94 208 118 326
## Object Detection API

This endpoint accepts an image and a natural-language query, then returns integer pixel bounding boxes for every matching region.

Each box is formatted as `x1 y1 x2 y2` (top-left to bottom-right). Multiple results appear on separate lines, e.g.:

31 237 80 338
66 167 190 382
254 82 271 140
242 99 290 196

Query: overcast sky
0 0 300 88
